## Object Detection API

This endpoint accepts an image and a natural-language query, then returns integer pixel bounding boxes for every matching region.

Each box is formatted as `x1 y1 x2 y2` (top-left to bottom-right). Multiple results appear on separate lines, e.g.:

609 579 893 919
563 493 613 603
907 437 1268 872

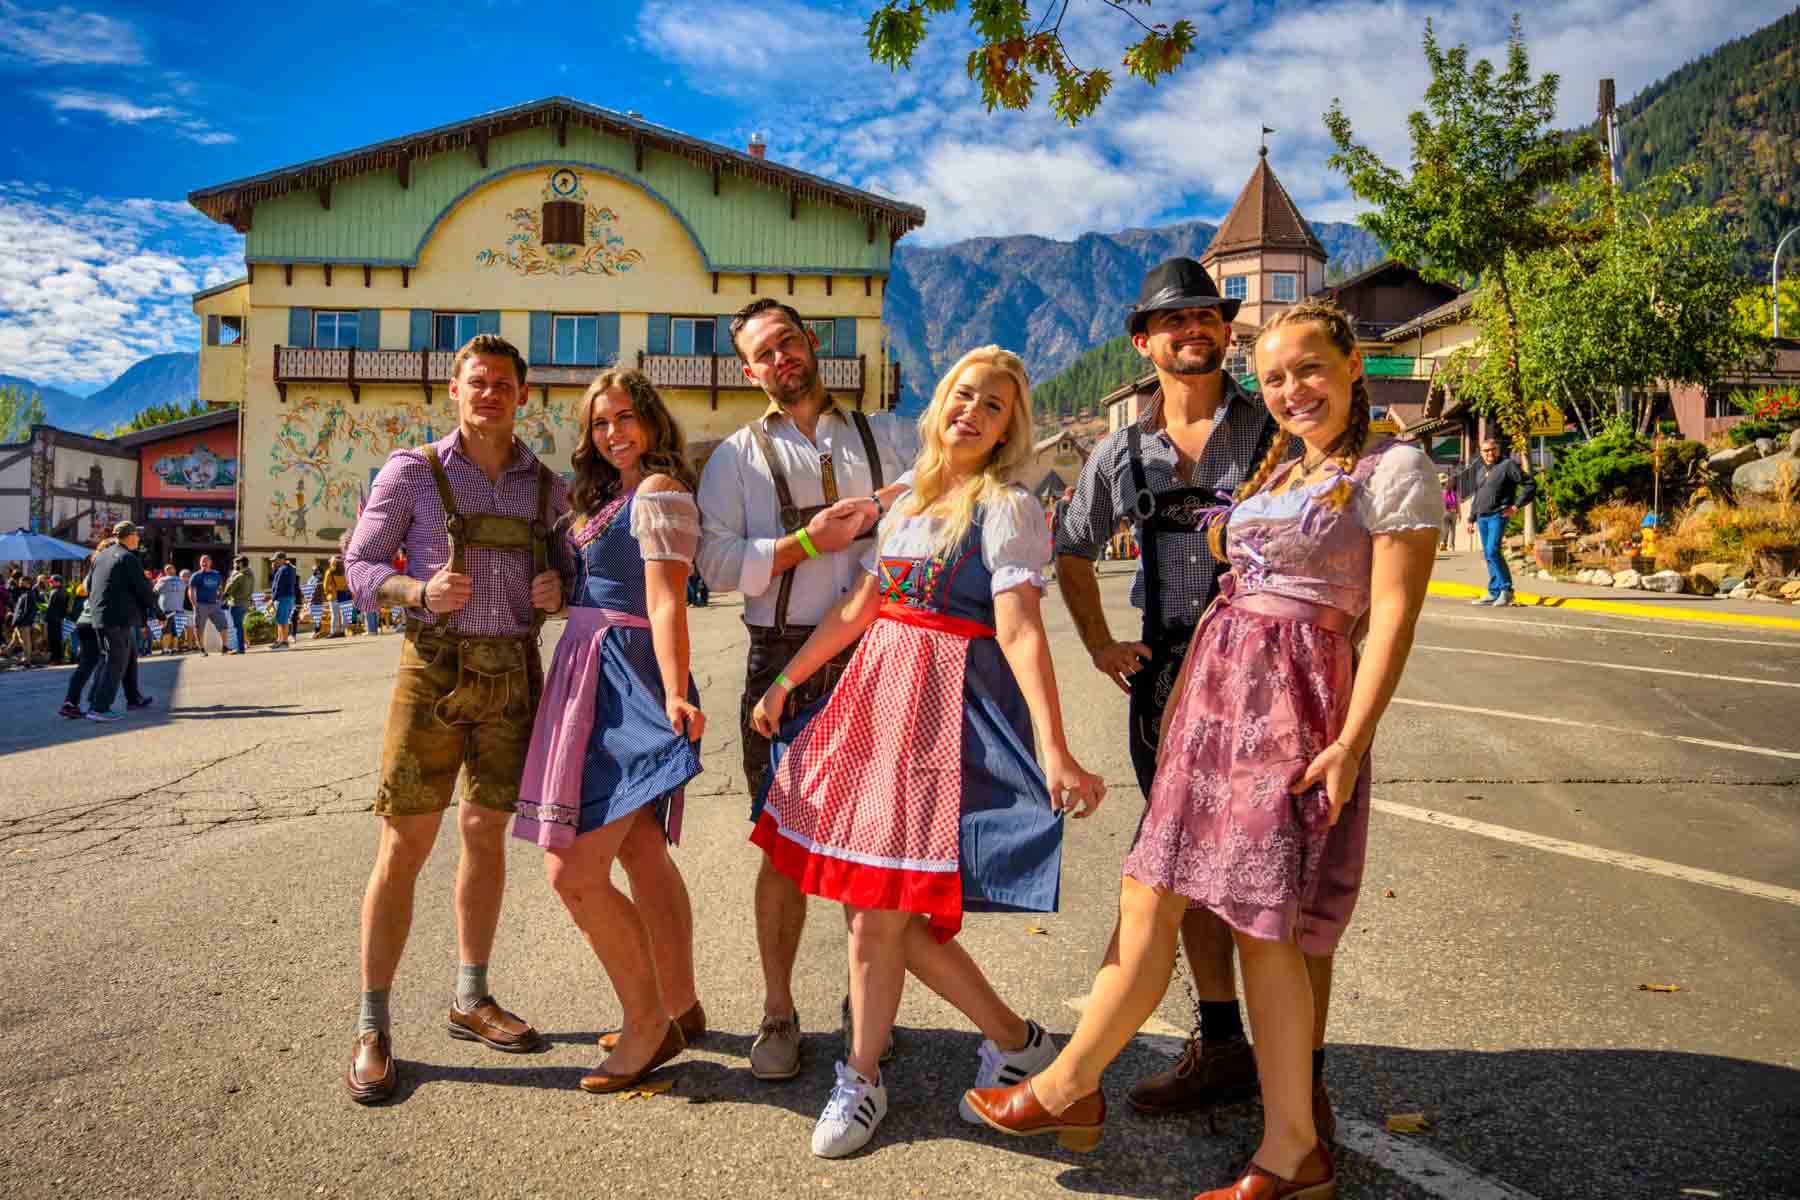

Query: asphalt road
1 564 1795 1200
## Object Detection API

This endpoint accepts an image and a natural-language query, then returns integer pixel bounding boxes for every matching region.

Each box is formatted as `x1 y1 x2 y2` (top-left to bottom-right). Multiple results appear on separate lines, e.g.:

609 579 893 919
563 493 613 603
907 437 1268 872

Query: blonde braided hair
1208 299 1373 560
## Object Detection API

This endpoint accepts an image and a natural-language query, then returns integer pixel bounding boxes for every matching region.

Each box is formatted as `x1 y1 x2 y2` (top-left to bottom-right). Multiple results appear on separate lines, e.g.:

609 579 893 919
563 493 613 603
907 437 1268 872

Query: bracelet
871 493 885 521
774 671 794 690
795 527 819 559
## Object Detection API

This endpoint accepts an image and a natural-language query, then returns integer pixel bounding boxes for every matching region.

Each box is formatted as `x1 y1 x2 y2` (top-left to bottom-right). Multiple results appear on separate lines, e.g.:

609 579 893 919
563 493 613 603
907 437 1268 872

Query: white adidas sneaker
959 1019 1058 1123
811 1061 889 1158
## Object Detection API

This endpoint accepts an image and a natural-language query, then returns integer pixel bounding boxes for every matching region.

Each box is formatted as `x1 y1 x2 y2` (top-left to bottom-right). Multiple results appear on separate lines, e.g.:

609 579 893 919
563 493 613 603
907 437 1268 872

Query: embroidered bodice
860 486 1050 628
569 488 701 617
1224 440 1440 619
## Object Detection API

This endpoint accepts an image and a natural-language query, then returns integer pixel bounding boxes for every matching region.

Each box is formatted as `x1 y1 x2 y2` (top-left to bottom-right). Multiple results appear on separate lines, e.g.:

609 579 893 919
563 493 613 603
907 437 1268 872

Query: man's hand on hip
1091 640 1151 694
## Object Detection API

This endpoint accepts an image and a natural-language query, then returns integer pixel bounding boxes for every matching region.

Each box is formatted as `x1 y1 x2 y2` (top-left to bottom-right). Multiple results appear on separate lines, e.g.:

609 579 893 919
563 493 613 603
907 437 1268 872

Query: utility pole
1775 225 1798 339
1599 79 1630 424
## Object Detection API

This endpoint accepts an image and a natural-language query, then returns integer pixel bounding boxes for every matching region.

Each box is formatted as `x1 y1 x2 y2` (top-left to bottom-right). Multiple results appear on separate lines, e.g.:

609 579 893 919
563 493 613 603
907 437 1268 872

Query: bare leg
756 857 806 1018
845 906 910 1080
359 811 447 990
618 811 698 1017
1236 930 1318 1178
454 801 511 971
899 918 1028 1050
546 808 668 1073
1033 876 1188 1111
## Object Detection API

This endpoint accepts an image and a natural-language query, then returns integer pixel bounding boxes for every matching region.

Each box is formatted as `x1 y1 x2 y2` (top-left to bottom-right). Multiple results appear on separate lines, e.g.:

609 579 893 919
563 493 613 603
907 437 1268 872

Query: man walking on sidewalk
1466 437 1536 607
86 521 157 721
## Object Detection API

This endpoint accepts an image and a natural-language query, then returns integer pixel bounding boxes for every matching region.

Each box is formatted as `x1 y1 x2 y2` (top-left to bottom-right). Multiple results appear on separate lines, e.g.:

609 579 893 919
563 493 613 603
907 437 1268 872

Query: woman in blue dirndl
516 368 706 1095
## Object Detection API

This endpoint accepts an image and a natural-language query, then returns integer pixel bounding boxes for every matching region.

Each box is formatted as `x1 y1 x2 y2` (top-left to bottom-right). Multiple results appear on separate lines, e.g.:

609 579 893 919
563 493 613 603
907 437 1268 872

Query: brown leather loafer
598 999 705 1052
1128 1036 1259 1115
1194 1140 1335 1199
345 1030 396 1105
447 996 542 1053
964 1079 1106 1152
579 1021 686 1094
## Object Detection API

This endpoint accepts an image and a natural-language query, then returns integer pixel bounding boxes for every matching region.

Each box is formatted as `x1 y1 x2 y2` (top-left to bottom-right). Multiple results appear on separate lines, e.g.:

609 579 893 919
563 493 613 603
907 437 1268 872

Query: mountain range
885 220 1384 412
2 353 199 435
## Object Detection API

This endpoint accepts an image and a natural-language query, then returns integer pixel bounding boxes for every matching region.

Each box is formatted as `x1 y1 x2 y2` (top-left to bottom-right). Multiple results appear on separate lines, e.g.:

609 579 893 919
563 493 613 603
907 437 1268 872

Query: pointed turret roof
1202 148 1326 260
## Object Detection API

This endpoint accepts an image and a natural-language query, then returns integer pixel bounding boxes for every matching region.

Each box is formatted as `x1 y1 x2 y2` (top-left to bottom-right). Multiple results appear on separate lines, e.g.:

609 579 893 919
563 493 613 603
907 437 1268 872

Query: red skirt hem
751 812 964 942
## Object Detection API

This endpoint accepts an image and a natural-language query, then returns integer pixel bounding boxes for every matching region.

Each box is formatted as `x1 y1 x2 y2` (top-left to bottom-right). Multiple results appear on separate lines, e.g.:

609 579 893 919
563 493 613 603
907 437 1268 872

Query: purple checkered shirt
346 430 569 638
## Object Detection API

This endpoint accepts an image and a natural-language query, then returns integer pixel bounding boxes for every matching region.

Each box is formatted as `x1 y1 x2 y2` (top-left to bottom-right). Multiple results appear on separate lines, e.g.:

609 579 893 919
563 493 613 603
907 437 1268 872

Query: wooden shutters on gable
646 314 671 356
542 200 584 247
408 310 432 352
358 310 382 350
528 312 552 365
597 314 621 366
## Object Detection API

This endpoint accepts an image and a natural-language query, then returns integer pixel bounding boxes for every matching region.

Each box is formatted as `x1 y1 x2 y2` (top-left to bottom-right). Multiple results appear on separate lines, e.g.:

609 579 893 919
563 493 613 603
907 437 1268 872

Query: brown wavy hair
569 368 697 517
1210 299 1373 559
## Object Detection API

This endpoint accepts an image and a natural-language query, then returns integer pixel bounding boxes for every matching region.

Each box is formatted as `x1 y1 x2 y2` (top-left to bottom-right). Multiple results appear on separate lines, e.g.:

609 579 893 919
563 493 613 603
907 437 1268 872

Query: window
670 317 716 357
1704 387 1738 420
542 200 584 247
1222 275 1248 301
314 310 360 349
1268 273 1298 303
1225 347 1250 380
806 319 836 352
207 315 243 346
433 312 480 352
552 315 601 365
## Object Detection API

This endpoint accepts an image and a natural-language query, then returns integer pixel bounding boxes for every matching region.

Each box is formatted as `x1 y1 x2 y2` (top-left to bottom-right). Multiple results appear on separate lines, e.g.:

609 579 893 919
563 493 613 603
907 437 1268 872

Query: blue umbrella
0 528 97 561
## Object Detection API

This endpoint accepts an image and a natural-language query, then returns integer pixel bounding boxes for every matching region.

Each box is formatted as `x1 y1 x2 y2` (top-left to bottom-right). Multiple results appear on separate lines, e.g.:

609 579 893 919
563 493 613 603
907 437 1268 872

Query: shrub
243 609 276 645
1729 385 1800 423
1656 498 1800 572
1726 417 1790 447
1544 430 1709 519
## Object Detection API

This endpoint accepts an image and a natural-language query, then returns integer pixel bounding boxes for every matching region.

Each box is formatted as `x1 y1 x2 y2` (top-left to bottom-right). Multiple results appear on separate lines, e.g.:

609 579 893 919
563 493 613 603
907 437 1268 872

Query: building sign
149 505 234 521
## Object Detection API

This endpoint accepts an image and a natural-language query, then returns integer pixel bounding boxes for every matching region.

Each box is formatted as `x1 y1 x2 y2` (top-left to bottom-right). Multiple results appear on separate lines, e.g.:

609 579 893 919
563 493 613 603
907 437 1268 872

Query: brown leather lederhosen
739 408 885 803
371 444 557 817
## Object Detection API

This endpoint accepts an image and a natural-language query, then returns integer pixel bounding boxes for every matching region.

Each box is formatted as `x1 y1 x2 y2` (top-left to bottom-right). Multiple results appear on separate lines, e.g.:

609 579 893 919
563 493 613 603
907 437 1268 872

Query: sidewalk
1429 546 1800 632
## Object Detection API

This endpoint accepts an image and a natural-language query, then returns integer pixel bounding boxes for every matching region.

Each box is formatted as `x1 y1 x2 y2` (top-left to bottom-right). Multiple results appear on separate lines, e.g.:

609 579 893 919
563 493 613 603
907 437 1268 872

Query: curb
1426 579 1800 632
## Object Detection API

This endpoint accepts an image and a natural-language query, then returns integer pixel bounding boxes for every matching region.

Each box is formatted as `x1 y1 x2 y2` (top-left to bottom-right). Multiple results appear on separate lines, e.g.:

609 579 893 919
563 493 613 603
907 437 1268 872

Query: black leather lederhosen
739 409 885 803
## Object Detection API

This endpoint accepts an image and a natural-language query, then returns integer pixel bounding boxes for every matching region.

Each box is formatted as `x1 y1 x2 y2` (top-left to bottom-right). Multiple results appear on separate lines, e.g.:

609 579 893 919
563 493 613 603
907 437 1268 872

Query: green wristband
795 527 819 559
775 672 794 690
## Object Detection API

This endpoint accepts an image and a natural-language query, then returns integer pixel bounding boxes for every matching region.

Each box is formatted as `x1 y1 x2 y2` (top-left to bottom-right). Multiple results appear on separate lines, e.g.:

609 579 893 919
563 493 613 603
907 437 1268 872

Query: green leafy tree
0 385 48 443
1324 16 1603 447
1735 276 1800 338
865 1 1195 126
1489 167 1769 438
1033 335 1145 421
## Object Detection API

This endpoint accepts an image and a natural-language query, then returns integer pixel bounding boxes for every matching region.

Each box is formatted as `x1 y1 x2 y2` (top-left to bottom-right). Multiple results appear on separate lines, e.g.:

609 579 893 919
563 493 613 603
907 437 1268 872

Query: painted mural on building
474 169 647 278
151 443 238 492
266 392 579 544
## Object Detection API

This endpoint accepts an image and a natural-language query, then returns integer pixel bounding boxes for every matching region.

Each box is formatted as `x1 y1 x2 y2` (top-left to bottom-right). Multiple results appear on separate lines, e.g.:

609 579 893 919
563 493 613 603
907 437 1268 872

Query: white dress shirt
698 404 919 628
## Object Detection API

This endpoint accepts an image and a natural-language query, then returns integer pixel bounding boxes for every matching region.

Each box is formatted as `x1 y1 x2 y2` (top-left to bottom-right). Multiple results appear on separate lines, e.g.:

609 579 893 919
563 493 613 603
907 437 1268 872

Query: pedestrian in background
189 554 230 656
223 555 254 654
152 564 184 655
1465 437 1536 607
316 556 351 638
44 574 69 664
269 552 299 648
60 542 112 719
86 522 157 722
6 574 43 664
1440 474 1459 551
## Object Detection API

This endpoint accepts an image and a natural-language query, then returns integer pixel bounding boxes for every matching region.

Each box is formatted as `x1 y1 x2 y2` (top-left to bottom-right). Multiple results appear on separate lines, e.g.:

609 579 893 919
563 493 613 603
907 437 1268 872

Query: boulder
1790 426 1800 456
1720 576 1745 594
1612 569 1643 589
1755 437 1778 457
1782 580 1800 601
1708 444 1760 473
1733 451 1800 501
1728 584 1753 599
1640 570 1686 593
1685 571 1718 596
1690 561 1733 587
1755 578 1790 597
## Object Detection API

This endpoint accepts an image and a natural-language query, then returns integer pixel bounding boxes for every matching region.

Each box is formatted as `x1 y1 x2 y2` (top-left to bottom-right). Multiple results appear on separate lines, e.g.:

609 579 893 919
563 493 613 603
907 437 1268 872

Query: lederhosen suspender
746 409 886 634
421 444 554 638
1127 422 1235 643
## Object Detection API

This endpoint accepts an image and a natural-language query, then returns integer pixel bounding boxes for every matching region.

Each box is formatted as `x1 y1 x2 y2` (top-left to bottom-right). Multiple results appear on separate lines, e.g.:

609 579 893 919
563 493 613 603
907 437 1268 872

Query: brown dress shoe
1128 1036 1260 1115
579 1021 686 1094
447 997 542 1053
1313 1076 1336 1144
963 1079 1106 1152
598 1000 705 1052
345 1030 396 1105
1195 1141 1335 1200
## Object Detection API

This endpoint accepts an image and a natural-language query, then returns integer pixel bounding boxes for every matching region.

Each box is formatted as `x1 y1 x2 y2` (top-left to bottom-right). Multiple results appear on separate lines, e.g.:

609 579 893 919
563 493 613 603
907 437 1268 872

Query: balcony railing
272 345 900 409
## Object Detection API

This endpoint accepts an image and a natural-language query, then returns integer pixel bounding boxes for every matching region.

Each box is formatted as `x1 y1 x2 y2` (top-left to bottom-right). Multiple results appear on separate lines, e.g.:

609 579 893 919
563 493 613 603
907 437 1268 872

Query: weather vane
1260 125 1275 155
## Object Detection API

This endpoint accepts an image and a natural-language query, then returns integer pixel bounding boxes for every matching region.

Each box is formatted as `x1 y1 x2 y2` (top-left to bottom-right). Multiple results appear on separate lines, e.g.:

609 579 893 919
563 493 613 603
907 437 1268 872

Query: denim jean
1476 513 1512 595
92 624 143 712
229 605 247 652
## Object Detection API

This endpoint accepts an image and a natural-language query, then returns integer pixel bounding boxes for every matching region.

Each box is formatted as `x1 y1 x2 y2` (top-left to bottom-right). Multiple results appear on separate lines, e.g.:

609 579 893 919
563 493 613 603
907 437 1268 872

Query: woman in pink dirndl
515 369 707 1095
968 301 1442 1200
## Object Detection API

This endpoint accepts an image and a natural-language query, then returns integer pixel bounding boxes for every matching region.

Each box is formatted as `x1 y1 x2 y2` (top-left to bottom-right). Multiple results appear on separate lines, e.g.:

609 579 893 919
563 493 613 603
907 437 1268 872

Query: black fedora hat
1126 257 1240 334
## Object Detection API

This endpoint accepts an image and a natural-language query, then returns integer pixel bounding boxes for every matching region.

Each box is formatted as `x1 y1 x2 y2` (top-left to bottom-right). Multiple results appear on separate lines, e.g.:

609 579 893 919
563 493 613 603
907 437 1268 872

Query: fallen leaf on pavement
1383 888 1396 898
1025 926 1048 935
620 1079 675 1099
1637 983 1681 993
1386 1113 1430 1134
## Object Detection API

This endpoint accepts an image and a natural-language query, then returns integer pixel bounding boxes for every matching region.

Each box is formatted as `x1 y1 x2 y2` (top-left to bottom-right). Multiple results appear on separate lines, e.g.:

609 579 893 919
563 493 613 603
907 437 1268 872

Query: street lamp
1776 226 1800 338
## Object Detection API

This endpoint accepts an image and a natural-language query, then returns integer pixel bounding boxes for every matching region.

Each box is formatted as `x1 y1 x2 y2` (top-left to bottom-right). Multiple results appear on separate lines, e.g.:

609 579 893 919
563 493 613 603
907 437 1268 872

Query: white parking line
1373 797 1800 907
1389 697 1800 762
1338 1118 1545 1200
1412 643 1800 689
1421 609 1800 649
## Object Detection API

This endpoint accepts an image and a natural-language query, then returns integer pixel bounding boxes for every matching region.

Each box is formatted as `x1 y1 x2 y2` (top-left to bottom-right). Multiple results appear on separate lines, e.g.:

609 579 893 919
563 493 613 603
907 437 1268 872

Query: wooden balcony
636 352 899 409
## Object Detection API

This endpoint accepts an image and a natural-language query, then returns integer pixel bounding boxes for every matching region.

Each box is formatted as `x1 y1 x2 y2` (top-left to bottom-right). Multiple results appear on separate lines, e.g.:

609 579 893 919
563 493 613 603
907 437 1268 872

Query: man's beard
1152 339 1224 377
767 359 820 405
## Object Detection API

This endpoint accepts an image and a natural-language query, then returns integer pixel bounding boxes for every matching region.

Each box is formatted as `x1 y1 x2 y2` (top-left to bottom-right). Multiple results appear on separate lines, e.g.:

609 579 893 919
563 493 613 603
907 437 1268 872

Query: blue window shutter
287 307 312 348
358 309 381 350
206 315 220 346
478 310 501 336
528 312 552 365
716 316 734 356
576 318 599 366
597 313 620 365
409 309 432 351
646 314 670 356
833 317 857 359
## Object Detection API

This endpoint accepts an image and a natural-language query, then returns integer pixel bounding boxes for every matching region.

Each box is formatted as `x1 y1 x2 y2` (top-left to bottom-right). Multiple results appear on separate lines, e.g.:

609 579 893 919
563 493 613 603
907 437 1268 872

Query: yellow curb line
1426 579 1800 632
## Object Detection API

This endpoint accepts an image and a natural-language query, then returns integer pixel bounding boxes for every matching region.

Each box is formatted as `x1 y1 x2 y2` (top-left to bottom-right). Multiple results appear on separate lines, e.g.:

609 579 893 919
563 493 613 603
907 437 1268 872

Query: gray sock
357 989 390 1035
455 964 488 1012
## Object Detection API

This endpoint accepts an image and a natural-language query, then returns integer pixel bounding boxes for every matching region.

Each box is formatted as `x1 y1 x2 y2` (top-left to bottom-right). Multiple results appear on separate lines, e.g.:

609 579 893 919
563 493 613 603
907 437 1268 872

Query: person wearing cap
268 552 300 648
44 574 69 664
223 555 254 654
85 521 157 720
1051 257 1297 1123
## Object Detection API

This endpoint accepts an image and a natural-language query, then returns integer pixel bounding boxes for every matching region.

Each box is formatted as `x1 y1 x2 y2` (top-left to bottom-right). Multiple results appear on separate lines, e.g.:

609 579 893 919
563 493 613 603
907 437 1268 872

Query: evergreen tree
0 385 48 444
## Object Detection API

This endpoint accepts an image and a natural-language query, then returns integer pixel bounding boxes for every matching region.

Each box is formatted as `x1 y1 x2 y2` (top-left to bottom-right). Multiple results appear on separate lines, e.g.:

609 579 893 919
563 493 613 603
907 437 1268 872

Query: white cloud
0 1 145 66
0 183 243 390
33 87 237 145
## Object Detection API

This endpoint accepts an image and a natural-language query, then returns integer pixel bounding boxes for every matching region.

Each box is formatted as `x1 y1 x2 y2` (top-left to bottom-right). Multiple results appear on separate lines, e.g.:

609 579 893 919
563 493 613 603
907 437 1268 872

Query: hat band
1138 284 1226 310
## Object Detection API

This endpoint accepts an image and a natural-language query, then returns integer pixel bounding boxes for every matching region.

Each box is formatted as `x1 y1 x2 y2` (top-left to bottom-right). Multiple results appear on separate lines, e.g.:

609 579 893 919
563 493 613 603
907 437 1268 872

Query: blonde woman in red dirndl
749 346 1106 1159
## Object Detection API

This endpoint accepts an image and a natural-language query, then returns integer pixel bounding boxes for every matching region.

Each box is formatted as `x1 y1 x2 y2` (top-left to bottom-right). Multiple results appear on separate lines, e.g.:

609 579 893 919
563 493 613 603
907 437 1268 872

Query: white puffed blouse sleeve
982 485 1052 595
1357 443 1444 535
631 489 702 564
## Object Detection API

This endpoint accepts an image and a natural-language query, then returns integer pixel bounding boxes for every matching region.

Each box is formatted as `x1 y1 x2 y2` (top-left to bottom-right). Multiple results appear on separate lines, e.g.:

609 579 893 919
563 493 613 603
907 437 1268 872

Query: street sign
1526 399 1564 436
1369 418 1403 437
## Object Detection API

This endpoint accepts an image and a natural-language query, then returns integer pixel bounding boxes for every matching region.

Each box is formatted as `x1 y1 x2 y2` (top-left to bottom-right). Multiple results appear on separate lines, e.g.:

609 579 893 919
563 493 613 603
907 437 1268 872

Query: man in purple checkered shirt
341 334 569 1106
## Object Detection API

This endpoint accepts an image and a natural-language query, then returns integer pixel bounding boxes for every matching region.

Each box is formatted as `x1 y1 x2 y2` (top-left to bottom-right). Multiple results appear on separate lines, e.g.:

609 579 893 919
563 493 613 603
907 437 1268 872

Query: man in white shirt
698 298 919 1082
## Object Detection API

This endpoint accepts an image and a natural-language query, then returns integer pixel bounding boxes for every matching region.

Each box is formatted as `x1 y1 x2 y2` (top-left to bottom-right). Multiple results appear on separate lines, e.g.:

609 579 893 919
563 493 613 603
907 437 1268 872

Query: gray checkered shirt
1055 376 1275 633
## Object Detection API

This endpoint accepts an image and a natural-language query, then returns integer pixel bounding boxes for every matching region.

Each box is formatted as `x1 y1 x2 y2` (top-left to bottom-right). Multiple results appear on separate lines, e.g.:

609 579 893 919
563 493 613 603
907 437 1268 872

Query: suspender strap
531 462 552 638
1126 425 1155 521
851 409 885 491
747 420 802 530
421 444 466 575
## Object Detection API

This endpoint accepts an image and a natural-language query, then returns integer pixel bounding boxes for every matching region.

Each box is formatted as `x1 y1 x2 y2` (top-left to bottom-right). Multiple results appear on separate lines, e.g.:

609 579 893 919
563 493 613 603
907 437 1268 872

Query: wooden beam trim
711 271 719 294
363 264 372 288
786 273 794 296
401 267 410 288
397 154 410 190
323 262 332 286
318 183 331 211
284 263 293 286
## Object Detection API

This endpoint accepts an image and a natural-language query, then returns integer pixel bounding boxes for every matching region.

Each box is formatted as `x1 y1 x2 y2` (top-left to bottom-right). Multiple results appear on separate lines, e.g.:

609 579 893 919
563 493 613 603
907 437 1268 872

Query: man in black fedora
1055 257 1337 1131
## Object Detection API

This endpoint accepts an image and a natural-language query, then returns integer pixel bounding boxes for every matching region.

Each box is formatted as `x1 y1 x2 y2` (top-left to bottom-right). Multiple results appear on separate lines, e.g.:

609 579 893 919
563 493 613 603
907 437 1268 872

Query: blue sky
1 0 1792 394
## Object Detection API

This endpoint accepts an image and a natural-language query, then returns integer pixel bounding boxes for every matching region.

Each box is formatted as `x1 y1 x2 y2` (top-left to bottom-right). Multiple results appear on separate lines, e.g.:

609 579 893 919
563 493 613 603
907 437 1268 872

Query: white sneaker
1495 590 1515 607
1469 594 1495 606
959 1020 1057 1123
810 1060 887 1158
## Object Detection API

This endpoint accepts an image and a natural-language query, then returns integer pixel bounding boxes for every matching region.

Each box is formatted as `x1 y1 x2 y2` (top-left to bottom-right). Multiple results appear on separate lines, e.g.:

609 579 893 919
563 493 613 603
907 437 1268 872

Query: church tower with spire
1199 146 1328 334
